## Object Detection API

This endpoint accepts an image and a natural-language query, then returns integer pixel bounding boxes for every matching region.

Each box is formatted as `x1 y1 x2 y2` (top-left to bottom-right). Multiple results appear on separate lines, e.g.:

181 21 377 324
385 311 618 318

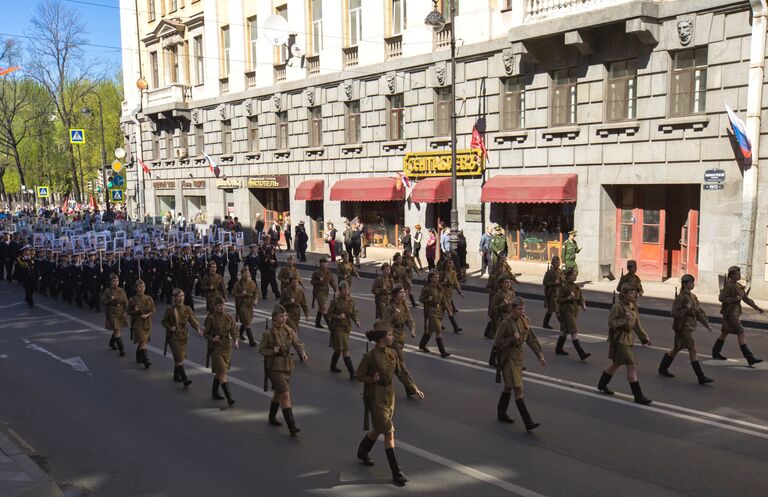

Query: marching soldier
658 274 713 383
82 252 102 312
279 274 309 333
259 304 308 435
226 244 240 295
401 249 420 308
232 267 258 346
139 249 155 296
337 251 359 289
310 257 336 329
327 281 360 378
597 283 653 404
491 297 545 430
561 230 580 272
174 243 197 309
355 322 424 486
102 273 128 357
440 257 463 334
14 245 36 308
58 254 73 304
484 258 516 339
161 288 202 387
555 269 591 360
278 255 302 292
712 265 764 365
35 249 52 298
211 243 227 278
128 279 156 370
71 254 84 308
371 263 394 319
205 296 238 406
155 247 174 305
243 244 259 281
382 284 416 370
200 261 226 313
487 275 515 340
418 270 451 358
616 260 644 296
542 256 564 329
258 235 280 299
101 251 119 293
120 248 138 298
193 244 207 298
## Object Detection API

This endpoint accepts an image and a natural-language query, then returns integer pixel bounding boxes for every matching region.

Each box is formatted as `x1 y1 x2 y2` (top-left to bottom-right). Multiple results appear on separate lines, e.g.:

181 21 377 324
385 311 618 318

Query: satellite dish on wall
262 15 290 46
290 44 305 58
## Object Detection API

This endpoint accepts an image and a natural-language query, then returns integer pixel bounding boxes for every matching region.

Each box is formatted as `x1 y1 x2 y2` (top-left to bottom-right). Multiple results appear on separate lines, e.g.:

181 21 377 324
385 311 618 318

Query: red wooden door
615 187 666 280
680 209 699 278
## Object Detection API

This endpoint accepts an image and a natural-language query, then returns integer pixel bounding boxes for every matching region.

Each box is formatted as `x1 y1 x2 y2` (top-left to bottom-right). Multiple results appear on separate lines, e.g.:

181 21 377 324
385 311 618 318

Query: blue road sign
37 186 50 198
69 129 85 144
113 175 125 187
111 189 124 202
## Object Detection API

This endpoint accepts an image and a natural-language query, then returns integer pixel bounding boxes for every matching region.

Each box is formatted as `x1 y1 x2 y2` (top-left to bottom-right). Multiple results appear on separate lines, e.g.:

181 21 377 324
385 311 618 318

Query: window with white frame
222 120 232 155
193 36 204 85
606 59 637 122
345 100 360 144
248 17 258 71
150 51 159 88
392 0 405 35
247 116 259 152
501 77 525 130
221 26 230 76
311 0 323 54
551 68 577 126
276 112 289 149
388 94 404 141
348 0 362 46
167 45 179 83
670 48 707 116
434 87 451 136
309 106 323 147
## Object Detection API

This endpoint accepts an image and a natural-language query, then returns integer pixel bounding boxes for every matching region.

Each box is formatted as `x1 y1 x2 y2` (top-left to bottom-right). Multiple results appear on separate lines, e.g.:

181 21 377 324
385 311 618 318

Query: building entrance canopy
329 177 405 202
294 179 324 201
411 177 452 203
481 173 577 203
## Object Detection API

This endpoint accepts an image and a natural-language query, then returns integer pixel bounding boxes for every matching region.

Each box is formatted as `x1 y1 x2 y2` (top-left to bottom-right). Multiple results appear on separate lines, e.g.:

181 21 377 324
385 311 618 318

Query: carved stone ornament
245 101 253 116
272 94 282 111
552 46 566 67
161 34 183 49
677 19 693 46
191 109 199 124
219 105 226 120
146 121 157 132
386 74 396 94
435 65 446 86
501 51 515 75
304 88 315 107
342 81 353 101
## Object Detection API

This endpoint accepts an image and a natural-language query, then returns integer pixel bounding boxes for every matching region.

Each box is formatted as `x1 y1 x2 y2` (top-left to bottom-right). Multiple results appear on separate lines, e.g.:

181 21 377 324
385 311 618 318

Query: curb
0 432 64 497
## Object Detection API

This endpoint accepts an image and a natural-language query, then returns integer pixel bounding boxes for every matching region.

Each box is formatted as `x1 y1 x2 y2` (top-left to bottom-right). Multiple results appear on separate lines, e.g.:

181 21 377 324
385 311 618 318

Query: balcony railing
385 34 403 59
219 78 229 93
143 83 192 110
245 71 257 88
274 63 287 83
343 46 359 68
526 0 629 19
434 24 451 50
306 55 320 76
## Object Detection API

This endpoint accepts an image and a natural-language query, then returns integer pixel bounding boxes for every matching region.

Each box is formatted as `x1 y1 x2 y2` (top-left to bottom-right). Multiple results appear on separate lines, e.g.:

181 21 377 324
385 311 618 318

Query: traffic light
107 175 114 188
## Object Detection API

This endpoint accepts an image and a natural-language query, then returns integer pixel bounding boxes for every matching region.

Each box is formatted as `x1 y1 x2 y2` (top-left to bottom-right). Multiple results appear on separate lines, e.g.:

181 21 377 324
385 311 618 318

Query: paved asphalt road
1 271 768 497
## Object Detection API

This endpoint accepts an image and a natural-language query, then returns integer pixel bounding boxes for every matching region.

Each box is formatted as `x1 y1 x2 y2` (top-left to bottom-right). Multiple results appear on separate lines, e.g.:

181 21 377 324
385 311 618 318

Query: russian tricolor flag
725 103 752 160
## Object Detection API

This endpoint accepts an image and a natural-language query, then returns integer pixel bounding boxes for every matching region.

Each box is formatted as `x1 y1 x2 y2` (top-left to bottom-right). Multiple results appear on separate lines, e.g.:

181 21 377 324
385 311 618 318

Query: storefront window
493 203 574 262
156 195 175 219
340 201 405 248
185 195 207 224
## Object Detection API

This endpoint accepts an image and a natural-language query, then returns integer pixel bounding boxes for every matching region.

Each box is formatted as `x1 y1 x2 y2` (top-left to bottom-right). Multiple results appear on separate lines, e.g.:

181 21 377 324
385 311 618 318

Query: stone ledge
193 156 207 164
245 152 261 160
305 146 325 157
274 149 291 158
658 115 709 133
541 125 580 141
220 154 234 163
341 144 363 154
429 136 452 148
595 121 640 137
494 130 528 144
382 140 407 152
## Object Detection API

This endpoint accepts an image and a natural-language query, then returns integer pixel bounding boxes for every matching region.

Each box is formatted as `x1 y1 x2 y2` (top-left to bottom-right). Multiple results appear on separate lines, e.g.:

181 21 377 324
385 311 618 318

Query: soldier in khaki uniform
542 256 564 329
337 251 359 289
355 322 424 486
382 284 416 366
487 275 515 340
232 268 258 346
205 296 238 406
616 260 644 296
402 249 420 307
259 304 308 436
597 283 653 404
492 297 545 431
440 257 464 334
555 269 591 360
484 259 517 339
371 263 393 319
311 257 337 328
657 274 713 383
279 274 309 333
712 265 764 365
102 273 128 357
327 281 361 378
418 270 451 358
278 255 303 292
200 261 226 312
161 288 202 387
128 279 156 370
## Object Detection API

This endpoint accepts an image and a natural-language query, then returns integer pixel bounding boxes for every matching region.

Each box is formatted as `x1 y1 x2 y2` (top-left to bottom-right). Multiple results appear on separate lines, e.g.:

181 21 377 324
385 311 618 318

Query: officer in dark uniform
82 252 102 311
174 243 197 309
101 251 119 293
258 235 280 300
58 254 73 304
194 244 207 297
35 248 50 297
211 244 227 278
226 244 240 294
14 245 37 307
6 234 21 282
71 254 84 307
155 247 174 304
0 232 8 281
120 248 138 298
139 249 155 298
243 244 259 281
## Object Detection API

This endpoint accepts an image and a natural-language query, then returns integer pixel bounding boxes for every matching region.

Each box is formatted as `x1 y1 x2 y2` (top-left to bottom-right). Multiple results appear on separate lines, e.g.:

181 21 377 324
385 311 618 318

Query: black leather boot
691 361 713 384
543 312 553 329
211 378 224 400
142 349 151 369
135 346 142 364
343 356 356 380
449 315 462 334
483 322 494 339
315 311 323 328
409 294 418 307
108 335 117 350
357 436 376 466
115 337 125 356
629 381 652 405
221 382 235 406
245 328 256 347
385 448 408 485
418 334 431 353
497 391 515 423
597 371 614 395
515 398 540 431
740 344 763 365
179 366 192 387
712 338 728 360
658 354 675 377
330 352 342 372
555 336 569 355
173 365 182 382
572 339 591 360
268 402 283 426
436 338 451 358
238 324 246 341
282 407 301 436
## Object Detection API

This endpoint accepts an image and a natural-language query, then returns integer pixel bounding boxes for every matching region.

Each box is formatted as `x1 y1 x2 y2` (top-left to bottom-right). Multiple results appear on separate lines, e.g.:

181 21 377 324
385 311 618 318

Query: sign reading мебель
403 149 485 178
247 175 289 189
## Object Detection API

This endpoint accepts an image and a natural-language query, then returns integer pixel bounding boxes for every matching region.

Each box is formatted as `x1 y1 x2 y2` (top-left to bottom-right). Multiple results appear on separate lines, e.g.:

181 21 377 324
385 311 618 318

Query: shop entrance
613 185 699 280
249 187 290 239
340 201 405 248
306 200 325 249
490 202 574 263
426 202 451 232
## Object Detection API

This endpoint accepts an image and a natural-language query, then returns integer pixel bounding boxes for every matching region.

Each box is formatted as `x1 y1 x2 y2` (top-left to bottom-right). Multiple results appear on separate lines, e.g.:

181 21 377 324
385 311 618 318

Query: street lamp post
425 1 459 252
81 95 110 213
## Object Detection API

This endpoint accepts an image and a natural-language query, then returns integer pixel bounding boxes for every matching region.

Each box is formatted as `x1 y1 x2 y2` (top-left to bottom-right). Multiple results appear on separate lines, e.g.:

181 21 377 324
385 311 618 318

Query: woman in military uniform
597 283 653 404
161 288 202 387
616 260 644 296
401 249 420 307
555 269 591 360
657 274 713 383
200 261 226 312
371 263 393 319
712 265 764 365
487 274 515 340
279 274 309 333
418 270 451 358
205 296 238 405
232 267 258 346
542 255 563 329
492 297 545 430
278 255 302 292
382 284 416 366
440 257 463 333
355 322 424 486
128 279 156 369
311 257 337 328
337 251 359 289
102 273 128 356
259 304 308 436
327 281 360 378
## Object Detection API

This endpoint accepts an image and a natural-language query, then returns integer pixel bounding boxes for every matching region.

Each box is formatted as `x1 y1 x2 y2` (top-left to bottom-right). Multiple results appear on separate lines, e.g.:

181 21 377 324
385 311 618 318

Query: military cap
727 265 741 276
620 283 637 293
392 283 404 294
568 230 578 235
510 296 525 307
21 244 31 251
249 243 257 248
498 274 511 283
319 257 327 263
393 252 401 259
366 320 393 342
565 268 578 278
272 304 287 316
213 296 226 305
680 274 695 284
381 262 390 269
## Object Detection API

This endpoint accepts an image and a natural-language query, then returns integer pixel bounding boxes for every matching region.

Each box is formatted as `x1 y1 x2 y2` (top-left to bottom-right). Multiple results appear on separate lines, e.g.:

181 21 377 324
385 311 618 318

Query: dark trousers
88 283 100 309
181 282 194 309
23 280 34 305
260 269 280 299
480 251 491 275
4 261 14 281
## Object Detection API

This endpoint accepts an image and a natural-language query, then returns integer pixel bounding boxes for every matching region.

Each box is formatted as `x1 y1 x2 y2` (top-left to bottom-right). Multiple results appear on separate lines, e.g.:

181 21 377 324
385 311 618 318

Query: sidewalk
0 430 63 497
286 247 768 330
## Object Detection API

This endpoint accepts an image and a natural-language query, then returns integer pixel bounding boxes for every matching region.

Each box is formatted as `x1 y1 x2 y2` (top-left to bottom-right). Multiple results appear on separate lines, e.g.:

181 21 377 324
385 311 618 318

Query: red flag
471 126 488 158
0 67 20 77
138 157 151 176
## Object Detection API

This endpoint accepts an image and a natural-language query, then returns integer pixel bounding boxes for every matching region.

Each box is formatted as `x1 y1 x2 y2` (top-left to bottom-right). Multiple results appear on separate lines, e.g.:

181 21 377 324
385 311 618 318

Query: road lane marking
21 338 92 375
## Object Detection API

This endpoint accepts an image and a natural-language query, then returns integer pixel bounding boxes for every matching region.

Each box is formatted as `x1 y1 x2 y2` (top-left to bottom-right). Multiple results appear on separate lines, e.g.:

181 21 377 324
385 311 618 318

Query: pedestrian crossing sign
69 129 85 144
111 189 124 202
37 186 50 198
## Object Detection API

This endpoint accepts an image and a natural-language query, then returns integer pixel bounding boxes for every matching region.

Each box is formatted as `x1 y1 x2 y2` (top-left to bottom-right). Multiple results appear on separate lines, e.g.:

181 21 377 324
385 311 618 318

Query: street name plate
703 183 724 191
704 169 725 183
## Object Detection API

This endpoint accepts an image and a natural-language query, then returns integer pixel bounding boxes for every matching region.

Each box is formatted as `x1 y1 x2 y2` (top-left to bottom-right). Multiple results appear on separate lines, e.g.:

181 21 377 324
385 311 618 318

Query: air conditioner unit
174 148 189 158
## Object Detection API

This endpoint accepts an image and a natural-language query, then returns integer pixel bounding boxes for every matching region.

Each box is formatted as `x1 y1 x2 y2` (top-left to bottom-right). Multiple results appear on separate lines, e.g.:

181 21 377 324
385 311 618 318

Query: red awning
481 173 577 203
294 179 324 201
411 177 452 203
329 177 405 202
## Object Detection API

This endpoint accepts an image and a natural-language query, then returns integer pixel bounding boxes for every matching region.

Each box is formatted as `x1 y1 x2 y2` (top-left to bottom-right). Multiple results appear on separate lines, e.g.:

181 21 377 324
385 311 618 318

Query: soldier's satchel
488 345 498 367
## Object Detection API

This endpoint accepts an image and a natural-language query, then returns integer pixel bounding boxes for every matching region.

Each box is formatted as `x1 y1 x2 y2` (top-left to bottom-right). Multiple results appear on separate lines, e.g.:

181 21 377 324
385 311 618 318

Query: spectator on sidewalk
254 213 265 243
457 230 467 282
425 228 437 270
400 227 413 254
412 224 423 270
490 226 507 267
440 227 451 255
479 227 492 276
295 221 308 262
350 223 364 266
283 216 292 251
343 220 352 256
325 222 338 262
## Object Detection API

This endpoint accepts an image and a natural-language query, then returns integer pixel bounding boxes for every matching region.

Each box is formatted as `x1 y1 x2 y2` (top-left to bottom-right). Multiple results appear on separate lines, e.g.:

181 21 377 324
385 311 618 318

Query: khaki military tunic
200 273 226 312
204 311 237 375
419 284 446 336
607 301 649 365
391 263 407 291
337 261 358 288
543 267 564 313
719 281 755 335
557 281 584 336
402 256 418 291
311 267 337 312
382 301 415 363
161 304 200 363
489 288 515 332
493 315 542 390
259 324 306 394
671 290 709 350
279 285 309 332
128 294 156 344
441 268 461 311
371 274 393 318
278 265 302 291
102 287 128 330
327 295 358 352
617 273 644 296
232 279 258 326
355 346 418 433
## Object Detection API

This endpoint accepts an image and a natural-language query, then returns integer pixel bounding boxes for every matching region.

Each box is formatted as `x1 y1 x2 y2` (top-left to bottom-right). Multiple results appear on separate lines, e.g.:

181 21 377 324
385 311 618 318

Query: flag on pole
0 67 20 77
725 103 752 160
138 157 151 176
471 125 488 159
203 152 220 178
